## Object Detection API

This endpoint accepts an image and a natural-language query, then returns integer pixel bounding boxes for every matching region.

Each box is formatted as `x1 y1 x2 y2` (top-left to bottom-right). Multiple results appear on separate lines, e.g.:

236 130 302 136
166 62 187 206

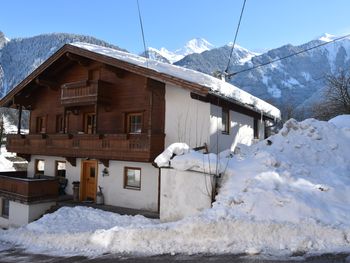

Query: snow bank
1 117 350 257
154 143 190 167
70 42 281 119
329 114 350 129
155 143 230 174
214 118 350 226
0 146 15 172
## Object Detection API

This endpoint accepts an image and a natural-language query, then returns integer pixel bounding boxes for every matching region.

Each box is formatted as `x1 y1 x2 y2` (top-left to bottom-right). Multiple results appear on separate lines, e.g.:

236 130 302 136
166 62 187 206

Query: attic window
222 108 230 134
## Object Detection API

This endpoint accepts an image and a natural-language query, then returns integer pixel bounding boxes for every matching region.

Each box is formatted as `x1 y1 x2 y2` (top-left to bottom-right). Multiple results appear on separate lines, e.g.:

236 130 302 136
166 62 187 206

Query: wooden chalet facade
0 43 280 226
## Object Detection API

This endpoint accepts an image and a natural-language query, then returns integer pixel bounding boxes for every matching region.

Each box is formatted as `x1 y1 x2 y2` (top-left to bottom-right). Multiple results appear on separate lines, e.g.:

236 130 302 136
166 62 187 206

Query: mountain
175 33 350 119
142 38 215 63
0 31 124 98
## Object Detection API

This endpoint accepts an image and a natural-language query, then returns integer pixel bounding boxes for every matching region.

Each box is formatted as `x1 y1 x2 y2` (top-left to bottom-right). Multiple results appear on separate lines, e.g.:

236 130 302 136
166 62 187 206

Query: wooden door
81 160 98 201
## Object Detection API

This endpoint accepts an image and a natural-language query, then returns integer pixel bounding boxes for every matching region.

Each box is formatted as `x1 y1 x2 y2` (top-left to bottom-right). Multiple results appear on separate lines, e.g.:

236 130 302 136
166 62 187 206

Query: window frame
36 116 46 133
253 118 259 139
35 159 45 175
124 167 141 190
221 108 230 134
1 198 9 219
56 114 64 133
127 112 143 134
55 161 66 178
84 112 96 134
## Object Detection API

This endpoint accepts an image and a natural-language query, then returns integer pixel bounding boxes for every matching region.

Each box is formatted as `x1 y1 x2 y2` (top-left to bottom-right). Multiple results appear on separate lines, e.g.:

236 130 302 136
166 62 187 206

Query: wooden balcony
0 171 59 203
61 80 110 106
6 133 164 162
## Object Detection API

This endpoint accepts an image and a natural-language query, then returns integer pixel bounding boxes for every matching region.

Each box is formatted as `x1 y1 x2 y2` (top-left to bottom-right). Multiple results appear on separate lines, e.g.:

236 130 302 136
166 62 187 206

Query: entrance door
81 160 98 201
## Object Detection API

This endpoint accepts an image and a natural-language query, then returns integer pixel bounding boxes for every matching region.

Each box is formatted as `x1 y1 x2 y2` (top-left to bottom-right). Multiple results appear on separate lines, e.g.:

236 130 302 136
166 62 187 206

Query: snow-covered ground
0 116 349 257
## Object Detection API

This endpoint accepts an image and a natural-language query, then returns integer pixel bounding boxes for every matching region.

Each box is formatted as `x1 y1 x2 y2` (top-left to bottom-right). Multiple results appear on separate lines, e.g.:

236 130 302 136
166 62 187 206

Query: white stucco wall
209 105 256 153
165 84 211 149
98 161 159 212
160 168 213 222
28 156 159 212
0 199 55 228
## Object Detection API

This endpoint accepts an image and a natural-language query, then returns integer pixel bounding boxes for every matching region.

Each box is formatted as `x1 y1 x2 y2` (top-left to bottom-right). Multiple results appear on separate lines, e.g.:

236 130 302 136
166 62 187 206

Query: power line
136 0 149 65
224 0 247 74
227 33 350 78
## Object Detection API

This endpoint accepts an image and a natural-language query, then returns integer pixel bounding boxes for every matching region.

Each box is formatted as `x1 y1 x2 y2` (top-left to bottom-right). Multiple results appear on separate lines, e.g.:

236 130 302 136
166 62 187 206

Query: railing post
17 105 22 135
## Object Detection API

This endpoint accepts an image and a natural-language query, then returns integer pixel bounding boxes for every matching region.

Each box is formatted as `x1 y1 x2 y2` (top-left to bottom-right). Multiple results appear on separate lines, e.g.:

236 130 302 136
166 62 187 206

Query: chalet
0 43 280 227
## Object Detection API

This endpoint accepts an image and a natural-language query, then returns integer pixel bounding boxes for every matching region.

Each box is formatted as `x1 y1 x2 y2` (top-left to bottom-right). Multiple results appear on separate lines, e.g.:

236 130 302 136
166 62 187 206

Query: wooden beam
17 105 22 134
99 159 109 168
35 78 59 90
103 65 126 78
66 52 90 67
65 157 76 167
17 153 31 162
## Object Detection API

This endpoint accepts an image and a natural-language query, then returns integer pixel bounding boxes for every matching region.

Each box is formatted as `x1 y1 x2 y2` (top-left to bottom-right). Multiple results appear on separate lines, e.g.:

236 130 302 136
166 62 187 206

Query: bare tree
0 114 4 146
312 70 350 120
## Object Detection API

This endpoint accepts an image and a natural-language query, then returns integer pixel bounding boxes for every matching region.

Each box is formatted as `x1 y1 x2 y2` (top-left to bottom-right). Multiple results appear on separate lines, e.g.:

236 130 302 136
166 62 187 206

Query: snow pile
155 142 229 174
0 146 15 172
214 117 350 225
329 114 350 129
1 117 350 257
154 143 190 167
70 42 281 119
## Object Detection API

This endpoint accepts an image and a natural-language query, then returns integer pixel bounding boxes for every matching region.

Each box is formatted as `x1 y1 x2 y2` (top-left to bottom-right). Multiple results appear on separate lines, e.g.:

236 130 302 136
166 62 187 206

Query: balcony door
80 160 98 201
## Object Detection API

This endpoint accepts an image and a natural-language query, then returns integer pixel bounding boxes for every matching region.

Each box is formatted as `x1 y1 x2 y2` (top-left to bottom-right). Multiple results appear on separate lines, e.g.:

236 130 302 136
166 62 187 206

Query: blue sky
1 0 349 53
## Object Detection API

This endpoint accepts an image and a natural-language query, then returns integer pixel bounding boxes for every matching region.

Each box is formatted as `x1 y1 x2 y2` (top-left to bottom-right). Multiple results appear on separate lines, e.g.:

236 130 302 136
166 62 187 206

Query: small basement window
1 199 9 219
127 113 142 134
35 159 45 175
124 167 141 190
55 161 66 177
222 108 230 134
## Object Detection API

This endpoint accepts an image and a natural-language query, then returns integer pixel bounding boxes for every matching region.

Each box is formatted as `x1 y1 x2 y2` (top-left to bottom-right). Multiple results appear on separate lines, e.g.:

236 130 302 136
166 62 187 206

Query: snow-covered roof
70 42 281 119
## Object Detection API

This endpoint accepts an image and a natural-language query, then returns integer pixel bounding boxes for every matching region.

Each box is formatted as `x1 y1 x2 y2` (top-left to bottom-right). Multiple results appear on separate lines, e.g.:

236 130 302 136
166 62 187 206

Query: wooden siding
0 172 59 203
7 60 166 162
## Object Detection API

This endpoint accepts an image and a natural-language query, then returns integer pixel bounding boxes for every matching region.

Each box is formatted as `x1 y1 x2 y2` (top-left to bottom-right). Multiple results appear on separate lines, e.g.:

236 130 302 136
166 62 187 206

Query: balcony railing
6 133 164 162
0 171 59 203
60 80 110 106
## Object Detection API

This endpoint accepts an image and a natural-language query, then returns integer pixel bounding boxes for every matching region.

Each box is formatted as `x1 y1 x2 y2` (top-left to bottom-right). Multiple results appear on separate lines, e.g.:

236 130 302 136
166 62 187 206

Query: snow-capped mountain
143 38 215 63
0 31 124 98
176 33 350 119
1 30 350 121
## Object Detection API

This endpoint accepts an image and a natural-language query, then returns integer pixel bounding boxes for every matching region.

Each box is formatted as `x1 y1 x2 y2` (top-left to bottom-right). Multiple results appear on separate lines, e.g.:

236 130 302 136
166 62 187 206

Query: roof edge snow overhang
0 43 280 121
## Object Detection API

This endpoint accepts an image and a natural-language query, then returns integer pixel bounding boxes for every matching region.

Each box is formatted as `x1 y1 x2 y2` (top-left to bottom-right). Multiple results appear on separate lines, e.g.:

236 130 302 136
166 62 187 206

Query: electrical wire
227 33 350 78
224 0 247 74
136 0 149 66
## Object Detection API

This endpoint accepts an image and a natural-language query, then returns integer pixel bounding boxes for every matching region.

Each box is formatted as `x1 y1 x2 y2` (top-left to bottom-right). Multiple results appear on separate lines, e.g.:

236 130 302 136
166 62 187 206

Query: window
127 113 142 134
84 113 96 134
35 159 45 175
1 199 9 218
55 161 66 177
36 116 46 133
254 118 259 139
124 167 141 190
221 108 230 134
56 115 64 133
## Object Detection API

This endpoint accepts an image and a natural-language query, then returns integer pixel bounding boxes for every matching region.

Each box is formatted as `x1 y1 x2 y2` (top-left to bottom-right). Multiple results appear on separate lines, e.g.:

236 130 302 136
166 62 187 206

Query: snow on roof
70 42 281 119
